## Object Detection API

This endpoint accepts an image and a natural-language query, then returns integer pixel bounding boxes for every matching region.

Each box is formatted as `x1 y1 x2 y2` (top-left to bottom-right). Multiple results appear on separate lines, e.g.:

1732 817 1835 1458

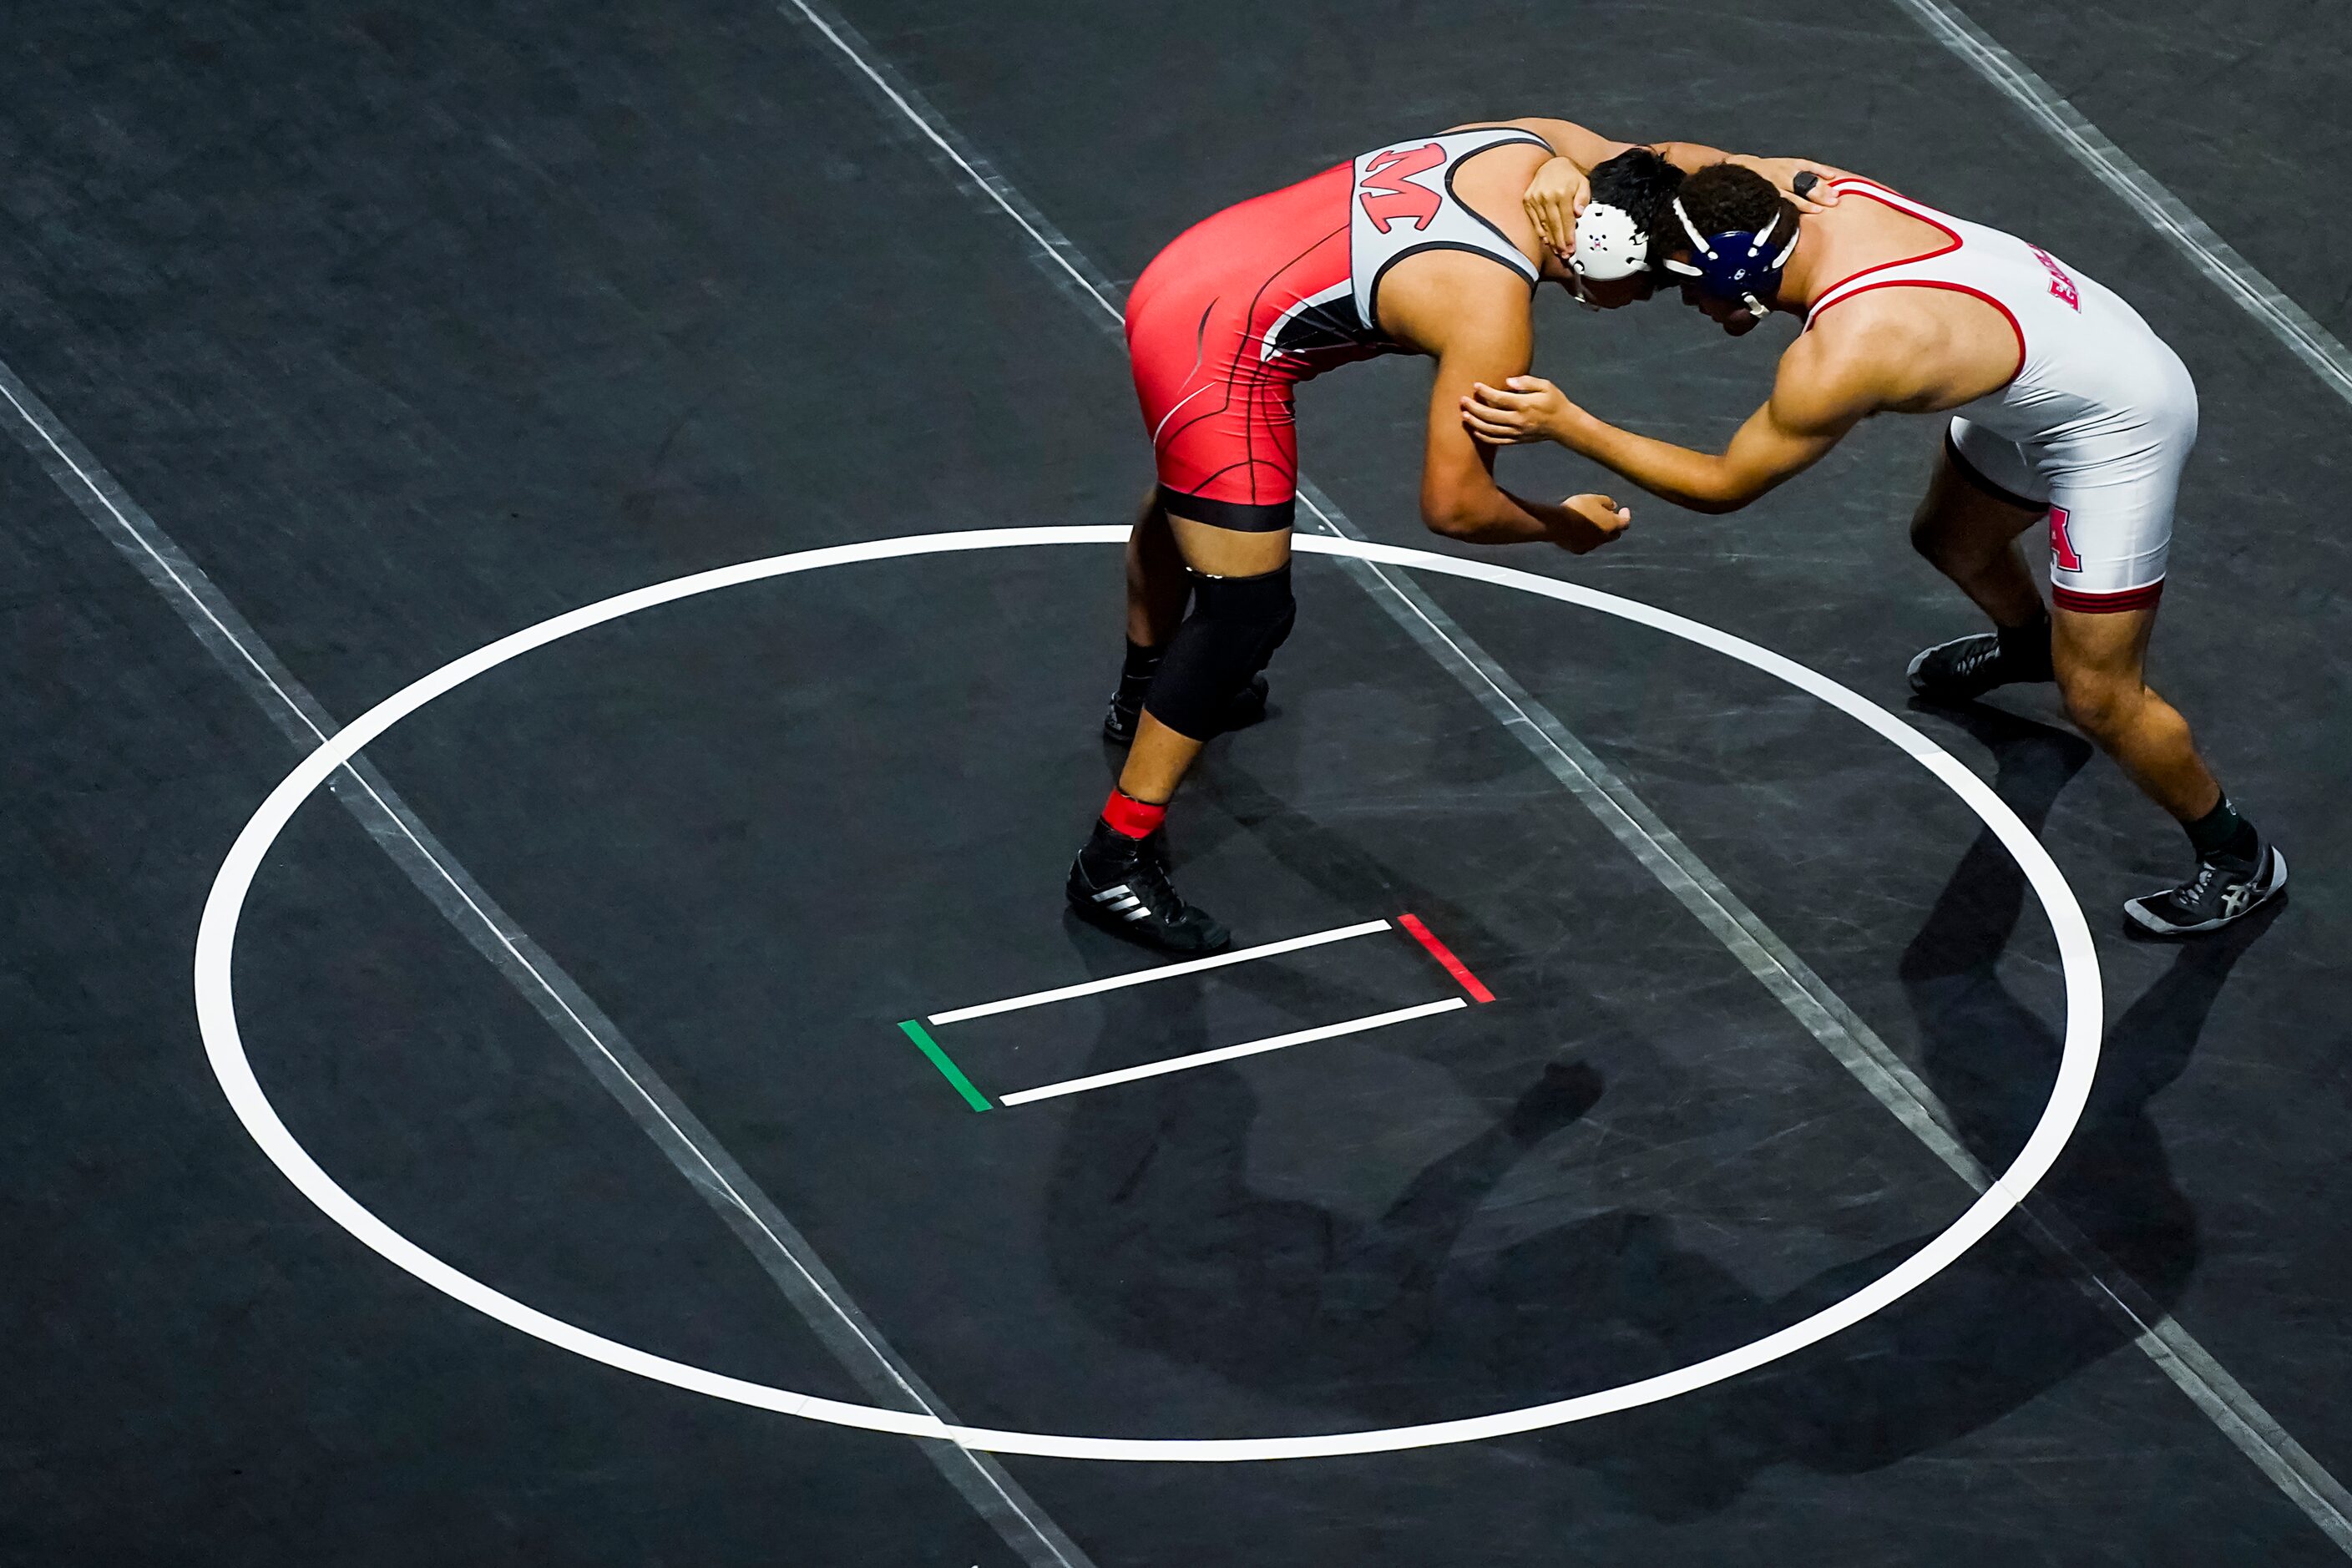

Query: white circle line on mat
193 525 2102 1463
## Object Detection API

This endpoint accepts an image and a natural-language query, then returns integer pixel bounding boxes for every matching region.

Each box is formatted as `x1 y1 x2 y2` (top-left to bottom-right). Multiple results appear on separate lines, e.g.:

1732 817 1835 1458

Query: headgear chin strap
1660 196 1799 319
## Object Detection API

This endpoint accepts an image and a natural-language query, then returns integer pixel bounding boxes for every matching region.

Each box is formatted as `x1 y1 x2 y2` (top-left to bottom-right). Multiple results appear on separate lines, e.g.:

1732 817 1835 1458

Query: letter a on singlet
1358 144 1445 233
2050 506 2084 573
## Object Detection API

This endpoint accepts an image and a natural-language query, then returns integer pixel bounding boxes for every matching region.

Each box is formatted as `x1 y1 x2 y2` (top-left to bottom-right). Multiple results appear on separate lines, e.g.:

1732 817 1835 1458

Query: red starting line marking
1397 913 1495 1004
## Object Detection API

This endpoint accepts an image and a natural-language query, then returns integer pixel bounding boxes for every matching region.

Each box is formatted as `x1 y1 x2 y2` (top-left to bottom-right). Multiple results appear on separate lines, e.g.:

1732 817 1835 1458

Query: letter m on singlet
1358 144 1446 233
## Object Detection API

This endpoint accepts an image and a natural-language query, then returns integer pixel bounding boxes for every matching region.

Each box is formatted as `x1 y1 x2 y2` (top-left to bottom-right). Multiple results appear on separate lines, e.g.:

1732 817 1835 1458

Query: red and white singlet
1808 178 2196 611
1124 127 1549 529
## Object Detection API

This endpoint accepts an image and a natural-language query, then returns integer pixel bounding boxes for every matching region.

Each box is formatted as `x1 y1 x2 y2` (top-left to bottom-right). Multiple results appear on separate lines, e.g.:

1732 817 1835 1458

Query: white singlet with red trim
1808 177 2196 610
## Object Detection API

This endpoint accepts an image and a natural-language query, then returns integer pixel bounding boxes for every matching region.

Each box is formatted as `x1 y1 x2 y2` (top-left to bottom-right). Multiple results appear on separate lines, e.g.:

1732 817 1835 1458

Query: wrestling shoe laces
2123 843 2289 938
1065 821 1230 954
1907 627 2054 703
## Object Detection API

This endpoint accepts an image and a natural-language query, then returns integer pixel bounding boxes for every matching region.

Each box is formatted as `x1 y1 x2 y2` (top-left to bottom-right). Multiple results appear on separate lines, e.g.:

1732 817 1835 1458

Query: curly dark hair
1586 145 1684 240
1660 162 1797 264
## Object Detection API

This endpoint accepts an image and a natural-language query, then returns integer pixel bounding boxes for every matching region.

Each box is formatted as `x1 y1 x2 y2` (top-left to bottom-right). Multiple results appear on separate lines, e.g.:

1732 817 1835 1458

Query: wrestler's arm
1461 326 1881 513
1468 116 1854 187
1383 268 1631 549
1478 118 1636 171
1651 139 1732 172
1474 122 1760 180
1655 143 1859 188
1517 138 1848 255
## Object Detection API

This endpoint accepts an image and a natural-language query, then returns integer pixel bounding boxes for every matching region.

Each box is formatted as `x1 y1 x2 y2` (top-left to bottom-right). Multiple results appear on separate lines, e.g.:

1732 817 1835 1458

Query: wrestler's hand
1461 375 1579 446
1521 155 1590 262
1554 493 1631 554
1731 155 1841 212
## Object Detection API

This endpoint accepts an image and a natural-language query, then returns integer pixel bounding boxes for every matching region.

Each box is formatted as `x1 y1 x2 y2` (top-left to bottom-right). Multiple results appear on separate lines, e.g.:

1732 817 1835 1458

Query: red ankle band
1101 789 1167 839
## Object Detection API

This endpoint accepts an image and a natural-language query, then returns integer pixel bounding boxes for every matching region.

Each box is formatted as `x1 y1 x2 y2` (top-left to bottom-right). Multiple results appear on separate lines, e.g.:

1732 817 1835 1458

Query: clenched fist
1555 493 1631 553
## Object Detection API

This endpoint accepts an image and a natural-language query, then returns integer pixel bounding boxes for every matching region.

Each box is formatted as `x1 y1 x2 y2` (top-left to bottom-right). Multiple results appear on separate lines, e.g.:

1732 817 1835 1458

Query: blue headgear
1661 196 1798 319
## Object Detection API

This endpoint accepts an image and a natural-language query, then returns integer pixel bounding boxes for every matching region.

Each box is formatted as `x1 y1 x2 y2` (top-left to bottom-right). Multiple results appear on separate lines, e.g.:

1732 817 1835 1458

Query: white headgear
1569 203 1651 282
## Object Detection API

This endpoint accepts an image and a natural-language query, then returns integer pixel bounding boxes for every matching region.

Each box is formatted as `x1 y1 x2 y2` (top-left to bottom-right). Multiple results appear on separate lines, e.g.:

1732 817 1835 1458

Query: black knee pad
1142 564 1296 739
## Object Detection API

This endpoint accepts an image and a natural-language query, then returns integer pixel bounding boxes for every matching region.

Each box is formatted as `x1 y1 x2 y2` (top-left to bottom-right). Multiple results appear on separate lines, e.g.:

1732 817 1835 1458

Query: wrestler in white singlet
1805 177 2195 613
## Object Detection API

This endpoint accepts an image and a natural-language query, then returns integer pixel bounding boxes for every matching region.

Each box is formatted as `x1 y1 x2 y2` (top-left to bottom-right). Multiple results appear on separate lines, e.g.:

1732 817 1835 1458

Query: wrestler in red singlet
1126 126 1553 529
1073 127 1808 954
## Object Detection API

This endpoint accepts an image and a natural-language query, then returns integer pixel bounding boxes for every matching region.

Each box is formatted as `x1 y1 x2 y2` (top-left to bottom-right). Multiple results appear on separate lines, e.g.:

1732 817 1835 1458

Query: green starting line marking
897 1019 991 1112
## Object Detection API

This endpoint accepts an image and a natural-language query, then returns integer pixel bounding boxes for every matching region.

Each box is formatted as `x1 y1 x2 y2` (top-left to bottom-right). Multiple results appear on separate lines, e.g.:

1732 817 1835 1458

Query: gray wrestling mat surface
7 2 2349 1562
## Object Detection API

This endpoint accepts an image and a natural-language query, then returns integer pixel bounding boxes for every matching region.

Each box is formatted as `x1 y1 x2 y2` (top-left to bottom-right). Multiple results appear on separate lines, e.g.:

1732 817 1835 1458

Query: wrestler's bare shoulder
1801 289 2016 412
1376 247 1535 352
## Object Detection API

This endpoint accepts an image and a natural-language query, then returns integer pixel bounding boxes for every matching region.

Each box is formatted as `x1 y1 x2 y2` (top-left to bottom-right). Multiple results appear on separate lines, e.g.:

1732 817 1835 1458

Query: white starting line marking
996 998 1468 1107
928 918 1394 1025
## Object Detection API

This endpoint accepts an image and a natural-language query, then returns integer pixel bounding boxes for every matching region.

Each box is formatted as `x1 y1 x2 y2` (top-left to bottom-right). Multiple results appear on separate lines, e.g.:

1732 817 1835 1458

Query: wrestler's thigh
1912 440 2043 554
2051 600 2157 690
1166 512 1292 578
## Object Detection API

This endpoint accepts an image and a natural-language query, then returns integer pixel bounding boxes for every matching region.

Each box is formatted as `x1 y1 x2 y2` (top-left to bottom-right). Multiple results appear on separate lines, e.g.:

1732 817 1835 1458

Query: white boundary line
194 528 2103 1461
0 362 1097 1568
998 998 1465 1107
930 918 1392 1024
1890 0 2352 407
769 5 2352 1535
3 0 2319 1518
776 0 1120 317
1889 3 2352 1543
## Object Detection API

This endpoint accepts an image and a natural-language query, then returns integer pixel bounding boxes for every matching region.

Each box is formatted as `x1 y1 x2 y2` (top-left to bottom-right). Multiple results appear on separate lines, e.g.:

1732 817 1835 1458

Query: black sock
1995 609 2053 678
2185 794 2259 862
1113 640 1162 709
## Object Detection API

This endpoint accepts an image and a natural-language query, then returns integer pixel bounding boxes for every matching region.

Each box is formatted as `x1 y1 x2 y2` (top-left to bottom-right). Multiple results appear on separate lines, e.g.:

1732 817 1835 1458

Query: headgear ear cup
1660 196 1801 317
1570 203 1651 283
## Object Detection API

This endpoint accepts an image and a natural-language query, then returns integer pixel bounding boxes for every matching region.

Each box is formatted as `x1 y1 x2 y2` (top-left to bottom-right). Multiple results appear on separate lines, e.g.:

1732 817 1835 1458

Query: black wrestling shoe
1101 674 1270 746
1102 689 1145 745
2124 843 2289 937
1065 821 1230 953
1907 626 2054 703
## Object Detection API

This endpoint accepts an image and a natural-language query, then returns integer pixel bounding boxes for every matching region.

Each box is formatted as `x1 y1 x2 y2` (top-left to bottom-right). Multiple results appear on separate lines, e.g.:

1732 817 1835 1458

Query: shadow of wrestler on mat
1039 705 2271 1519
1539 704 2274 1518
